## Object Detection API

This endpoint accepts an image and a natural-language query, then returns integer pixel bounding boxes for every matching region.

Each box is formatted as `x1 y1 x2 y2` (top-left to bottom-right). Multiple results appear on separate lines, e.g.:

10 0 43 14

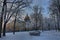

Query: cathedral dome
24 14 30 22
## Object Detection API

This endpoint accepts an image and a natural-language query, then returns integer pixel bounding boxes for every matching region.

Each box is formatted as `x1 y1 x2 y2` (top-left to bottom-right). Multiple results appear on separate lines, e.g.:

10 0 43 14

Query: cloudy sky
0 0 50 18
25 0 50 18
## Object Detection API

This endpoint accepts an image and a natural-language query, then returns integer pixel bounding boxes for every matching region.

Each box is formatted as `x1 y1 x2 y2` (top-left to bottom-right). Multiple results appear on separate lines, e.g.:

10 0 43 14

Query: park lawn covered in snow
0 30 60 40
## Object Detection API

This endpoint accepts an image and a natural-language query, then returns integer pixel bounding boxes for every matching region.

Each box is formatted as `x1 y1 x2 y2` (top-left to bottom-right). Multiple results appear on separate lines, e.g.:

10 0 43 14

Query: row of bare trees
0 0 32 38
49 0 60 30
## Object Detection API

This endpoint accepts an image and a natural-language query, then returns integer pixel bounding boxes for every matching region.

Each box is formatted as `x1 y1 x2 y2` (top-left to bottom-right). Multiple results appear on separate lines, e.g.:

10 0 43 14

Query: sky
0 0 50 18
0 0 50 23
7 0 50 18
25 0 50 18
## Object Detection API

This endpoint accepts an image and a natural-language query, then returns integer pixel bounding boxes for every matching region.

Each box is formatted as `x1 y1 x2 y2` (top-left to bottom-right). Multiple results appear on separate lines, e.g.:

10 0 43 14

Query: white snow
0 30 60 40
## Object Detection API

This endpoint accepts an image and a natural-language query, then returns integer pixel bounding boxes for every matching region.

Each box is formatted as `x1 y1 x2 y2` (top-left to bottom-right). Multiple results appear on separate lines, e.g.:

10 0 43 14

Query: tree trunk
0 27 1 38
3 22 6 36
35 17 38 30
35 14 38 30
42 23 43 31
0 16 3 38
36 20 37 30
57 14 60 30
0 22 2 38
2 0 7 36
13 13 17 34
48 23 50 30
13 19 16 34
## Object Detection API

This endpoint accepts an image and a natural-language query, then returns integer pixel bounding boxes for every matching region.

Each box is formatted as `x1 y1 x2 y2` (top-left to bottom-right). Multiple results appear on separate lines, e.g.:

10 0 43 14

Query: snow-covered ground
0 30 60 40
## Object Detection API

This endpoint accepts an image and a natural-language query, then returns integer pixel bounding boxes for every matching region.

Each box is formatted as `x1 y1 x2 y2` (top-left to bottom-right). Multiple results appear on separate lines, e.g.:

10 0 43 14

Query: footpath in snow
0 30 60 40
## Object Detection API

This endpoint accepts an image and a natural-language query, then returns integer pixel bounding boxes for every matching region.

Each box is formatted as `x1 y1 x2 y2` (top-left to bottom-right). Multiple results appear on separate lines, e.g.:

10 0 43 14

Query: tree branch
6 3 27 23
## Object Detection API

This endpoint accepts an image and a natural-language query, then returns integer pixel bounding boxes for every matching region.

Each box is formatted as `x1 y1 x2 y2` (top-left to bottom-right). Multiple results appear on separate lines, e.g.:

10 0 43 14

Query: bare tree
0 0 7 37
13 8 24 34
30 5 43 30
38 7 43 31
2 0 32 36
31 5 39 30
49 0 60 30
